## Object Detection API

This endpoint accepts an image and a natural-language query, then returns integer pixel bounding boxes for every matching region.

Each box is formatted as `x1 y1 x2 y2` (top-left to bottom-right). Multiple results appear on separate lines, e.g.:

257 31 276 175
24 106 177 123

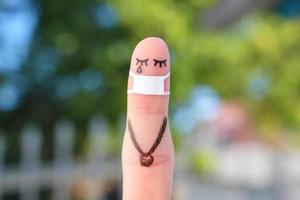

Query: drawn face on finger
130 37 170 76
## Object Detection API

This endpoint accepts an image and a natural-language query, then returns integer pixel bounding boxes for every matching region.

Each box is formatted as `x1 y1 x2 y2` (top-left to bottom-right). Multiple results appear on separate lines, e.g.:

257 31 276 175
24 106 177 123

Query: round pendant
140 154 154 167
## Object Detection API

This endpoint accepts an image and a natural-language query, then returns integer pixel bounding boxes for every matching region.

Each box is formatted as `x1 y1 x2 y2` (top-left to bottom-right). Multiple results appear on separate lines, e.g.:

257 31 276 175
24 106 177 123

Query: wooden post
87 116 108 162
84 117 109 200
0 134 5 200
20 124 41 200
52 119 74 200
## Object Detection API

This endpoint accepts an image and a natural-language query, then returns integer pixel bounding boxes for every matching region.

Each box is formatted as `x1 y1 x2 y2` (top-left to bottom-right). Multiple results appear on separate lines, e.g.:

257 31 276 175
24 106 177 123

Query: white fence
3 118 300 200
0 117 121 200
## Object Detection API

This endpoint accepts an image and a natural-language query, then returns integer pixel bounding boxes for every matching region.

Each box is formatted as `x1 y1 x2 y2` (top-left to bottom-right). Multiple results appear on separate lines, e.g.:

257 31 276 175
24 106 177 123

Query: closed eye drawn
153 59 167 67
136 58 149 66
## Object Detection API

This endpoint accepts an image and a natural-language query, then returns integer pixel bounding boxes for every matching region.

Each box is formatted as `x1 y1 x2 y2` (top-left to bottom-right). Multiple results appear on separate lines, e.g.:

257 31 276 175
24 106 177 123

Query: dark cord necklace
127 117 167 167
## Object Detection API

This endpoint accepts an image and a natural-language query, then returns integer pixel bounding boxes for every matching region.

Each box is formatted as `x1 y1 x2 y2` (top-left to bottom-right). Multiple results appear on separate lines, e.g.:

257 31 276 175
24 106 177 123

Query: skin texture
122 37 174 200
127 117 167 167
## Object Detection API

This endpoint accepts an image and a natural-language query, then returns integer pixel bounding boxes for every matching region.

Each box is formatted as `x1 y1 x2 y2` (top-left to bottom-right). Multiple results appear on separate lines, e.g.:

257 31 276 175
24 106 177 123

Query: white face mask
127 71 170 95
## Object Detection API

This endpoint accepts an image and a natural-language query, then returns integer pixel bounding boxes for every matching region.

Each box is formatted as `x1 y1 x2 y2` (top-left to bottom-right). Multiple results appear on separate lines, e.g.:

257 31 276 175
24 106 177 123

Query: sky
0 0 39 111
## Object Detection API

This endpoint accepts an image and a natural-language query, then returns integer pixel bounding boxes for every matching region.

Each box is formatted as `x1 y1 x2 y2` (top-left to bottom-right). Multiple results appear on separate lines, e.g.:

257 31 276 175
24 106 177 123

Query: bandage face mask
127 71 170 95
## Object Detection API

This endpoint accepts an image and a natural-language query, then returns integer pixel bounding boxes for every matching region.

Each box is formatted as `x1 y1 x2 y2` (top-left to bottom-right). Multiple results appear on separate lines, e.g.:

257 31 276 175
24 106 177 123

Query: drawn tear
137 66 142 73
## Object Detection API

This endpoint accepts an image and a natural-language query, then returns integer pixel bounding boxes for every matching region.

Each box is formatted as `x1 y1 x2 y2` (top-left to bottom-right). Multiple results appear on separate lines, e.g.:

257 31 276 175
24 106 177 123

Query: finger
122 37 174 200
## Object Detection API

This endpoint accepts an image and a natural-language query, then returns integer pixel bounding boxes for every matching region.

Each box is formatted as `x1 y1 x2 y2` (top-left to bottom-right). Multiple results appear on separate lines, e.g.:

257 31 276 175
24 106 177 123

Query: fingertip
130 37 170 76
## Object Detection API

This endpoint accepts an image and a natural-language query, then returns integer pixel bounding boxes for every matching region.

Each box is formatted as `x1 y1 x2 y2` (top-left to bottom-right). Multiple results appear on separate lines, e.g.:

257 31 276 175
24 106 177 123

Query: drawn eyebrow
136 58 149 66
153 59 167 67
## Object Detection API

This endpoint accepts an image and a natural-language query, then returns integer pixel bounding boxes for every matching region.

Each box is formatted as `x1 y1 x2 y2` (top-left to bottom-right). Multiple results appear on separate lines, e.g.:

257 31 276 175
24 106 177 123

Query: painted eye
153 59 167 67
136 58 149 66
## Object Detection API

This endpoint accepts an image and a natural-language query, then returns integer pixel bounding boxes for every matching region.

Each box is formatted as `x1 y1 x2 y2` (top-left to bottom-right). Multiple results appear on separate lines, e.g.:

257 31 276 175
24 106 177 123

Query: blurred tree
110 0 300 136
0 0 300 142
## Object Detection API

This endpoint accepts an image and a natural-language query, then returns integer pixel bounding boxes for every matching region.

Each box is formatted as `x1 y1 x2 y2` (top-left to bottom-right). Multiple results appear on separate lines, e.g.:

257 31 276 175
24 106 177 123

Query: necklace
127 117 167 167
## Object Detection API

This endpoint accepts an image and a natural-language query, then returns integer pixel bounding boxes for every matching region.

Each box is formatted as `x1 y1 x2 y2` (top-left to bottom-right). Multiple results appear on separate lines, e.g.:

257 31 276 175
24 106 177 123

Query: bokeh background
0 0 300 199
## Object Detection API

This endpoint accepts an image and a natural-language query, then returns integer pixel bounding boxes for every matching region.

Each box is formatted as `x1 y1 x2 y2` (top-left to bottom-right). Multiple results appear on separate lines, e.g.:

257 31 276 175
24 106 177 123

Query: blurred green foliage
188 150 216 176
112 0 300 136
1 0 300 138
